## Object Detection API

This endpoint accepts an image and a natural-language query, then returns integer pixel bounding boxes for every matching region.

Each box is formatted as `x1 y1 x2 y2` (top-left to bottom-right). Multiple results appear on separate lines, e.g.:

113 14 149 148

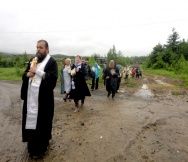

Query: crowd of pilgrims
21 40 143 159
21 41 142 159
60 55 142 113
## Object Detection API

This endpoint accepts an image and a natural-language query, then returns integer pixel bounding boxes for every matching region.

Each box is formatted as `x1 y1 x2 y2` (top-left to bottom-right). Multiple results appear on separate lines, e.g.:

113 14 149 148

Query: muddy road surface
0 75 188 162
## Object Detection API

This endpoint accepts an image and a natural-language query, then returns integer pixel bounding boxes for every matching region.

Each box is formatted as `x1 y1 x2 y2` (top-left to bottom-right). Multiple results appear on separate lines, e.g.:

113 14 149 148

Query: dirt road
0 75 188 162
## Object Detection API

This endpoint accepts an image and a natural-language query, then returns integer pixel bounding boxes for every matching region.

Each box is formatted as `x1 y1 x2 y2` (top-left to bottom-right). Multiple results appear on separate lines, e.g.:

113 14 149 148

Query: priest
21 40 58 158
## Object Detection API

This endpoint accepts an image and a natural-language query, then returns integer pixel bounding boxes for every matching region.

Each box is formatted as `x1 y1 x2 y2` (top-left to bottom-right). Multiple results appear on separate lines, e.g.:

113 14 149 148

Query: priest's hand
29 65 37 74
27 72 35 78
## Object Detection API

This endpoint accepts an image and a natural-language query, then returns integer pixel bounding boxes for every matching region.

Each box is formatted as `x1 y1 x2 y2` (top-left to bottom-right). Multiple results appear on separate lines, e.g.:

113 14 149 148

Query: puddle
155 80 172 86
134 84 154 98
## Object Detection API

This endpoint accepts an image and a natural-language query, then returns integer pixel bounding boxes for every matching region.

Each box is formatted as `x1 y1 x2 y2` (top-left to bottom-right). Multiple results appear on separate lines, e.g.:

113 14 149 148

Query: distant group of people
60 59 125 102
124 66 142 79
20 39 143 159
60 59 143 103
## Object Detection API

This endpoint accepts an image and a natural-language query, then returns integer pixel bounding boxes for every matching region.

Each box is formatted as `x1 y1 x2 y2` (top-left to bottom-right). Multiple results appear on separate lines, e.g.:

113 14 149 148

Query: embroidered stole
25 54 51 129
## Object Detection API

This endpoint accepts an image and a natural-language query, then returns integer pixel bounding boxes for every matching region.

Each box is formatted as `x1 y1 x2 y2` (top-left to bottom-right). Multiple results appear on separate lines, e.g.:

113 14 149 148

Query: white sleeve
36 69 46 79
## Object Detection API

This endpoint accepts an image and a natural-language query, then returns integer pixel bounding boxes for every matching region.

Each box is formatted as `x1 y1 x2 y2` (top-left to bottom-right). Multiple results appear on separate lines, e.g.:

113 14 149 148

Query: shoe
80 103 84 107
63 93 69 102
107 92 111 98
91 89 94 91
29 152 45 159
74 108 79 112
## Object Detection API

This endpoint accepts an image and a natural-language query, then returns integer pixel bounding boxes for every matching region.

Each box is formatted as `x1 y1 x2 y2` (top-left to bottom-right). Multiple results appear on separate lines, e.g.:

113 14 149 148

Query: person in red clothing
131 68 136 78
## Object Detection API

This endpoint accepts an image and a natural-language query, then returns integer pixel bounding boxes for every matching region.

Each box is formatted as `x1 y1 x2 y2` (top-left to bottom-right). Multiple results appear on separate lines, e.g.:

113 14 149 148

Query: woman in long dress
70 55 91 112
60 58 72 101
104 60 119 100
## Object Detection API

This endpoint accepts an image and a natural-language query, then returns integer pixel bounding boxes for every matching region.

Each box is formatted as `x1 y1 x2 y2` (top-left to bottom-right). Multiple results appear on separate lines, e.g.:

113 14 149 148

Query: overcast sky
0 0 188 57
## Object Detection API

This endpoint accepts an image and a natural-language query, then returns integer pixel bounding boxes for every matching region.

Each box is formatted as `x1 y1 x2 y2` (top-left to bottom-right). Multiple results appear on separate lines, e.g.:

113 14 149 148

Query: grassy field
0 67 25 81
143 68 188 87
1 67 188 88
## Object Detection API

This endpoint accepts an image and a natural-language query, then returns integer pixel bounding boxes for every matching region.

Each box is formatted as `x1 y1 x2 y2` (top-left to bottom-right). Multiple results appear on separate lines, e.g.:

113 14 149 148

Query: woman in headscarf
70 55 91 112
104 60 119 100
60 58 72 101
91 62 101 91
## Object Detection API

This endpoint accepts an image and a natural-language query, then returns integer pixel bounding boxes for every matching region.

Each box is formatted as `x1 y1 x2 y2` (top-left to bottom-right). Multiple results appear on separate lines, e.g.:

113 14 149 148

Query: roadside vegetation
142 28 188 87
0 28 188 88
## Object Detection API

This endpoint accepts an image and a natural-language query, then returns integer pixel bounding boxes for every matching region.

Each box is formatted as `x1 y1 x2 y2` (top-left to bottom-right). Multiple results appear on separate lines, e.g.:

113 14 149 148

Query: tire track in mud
124 113 188 161
123 118 167 161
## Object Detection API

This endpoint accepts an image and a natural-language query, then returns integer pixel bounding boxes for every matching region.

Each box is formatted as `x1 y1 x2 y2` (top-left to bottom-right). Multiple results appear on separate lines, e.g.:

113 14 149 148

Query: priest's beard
36 52 47 63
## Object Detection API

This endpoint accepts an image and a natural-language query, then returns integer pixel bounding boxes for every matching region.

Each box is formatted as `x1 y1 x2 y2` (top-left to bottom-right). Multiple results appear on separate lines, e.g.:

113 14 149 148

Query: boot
107 92 111 98
63 93 68 102
74 102 80 112
112 93 115 100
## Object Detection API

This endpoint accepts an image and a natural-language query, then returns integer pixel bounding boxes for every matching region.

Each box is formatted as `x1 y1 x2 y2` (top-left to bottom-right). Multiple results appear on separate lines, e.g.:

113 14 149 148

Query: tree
152 52 166 69
173 54 188 74
107 45 117 63
165 28 180 52
88 56 95 67
178 39 188 61
148 43 164 68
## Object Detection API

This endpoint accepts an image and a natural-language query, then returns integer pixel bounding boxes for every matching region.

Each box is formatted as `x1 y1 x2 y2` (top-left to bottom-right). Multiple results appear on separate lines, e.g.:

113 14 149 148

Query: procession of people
20 40 143 159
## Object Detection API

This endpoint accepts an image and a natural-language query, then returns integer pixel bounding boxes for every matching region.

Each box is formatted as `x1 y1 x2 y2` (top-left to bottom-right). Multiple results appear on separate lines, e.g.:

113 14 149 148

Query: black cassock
21 56 58 156
70 64 91 100
104 67 119 96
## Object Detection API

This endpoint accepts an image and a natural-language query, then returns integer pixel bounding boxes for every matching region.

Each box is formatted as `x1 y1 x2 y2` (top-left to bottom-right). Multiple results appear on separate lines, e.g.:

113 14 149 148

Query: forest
143 28 188 75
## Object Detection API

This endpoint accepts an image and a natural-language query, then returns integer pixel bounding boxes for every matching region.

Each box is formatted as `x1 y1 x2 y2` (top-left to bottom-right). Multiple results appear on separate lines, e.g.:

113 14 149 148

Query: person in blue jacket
91 62 100 91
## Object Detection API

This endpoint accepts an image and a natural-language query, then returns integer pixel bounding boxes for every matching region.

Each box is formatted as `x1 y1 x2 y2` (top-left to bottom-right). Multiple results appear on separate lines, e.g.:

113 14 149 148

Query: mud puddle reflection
134 84 154 98
155 79 172 86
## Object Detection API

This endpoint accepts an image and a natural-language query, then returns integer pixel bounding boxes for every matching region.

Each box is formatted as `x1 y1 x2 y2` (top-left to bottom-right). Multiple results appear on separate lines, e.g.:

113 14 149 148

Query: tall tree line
143 28 188 74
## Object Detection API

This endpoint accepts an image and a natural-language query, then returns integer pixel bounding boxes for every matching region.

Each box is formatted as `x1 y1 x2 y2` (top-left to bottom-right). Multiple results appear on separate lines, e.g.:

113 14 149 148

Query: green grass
0 66 104 82
143 68 188 87
0 67 25 81
2 67 188 89
171 90 186 95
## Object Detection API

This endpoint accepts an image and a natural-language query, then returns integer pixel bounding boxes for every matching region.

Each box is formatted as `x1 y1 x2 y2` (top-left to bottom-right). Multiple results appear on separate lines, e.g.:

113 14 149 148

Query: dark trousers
117 77 121 92
91 77 99 90
103 79 106 86
74 97 85 107
125 74 128 80
107 86 116 98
